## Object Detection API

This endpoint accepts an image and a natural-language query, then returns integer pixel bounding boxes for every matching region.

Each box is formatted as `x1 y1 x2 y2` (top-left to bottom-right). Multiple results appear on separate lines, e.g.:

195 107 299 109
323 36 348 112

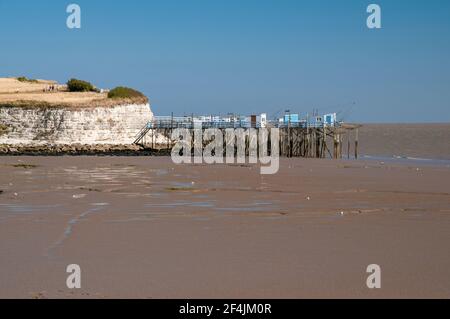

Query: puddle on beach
142 198 281 217
0 203 63 215
214 201 280 213
167 181 196 189
361 155 450 167
145 200 216 209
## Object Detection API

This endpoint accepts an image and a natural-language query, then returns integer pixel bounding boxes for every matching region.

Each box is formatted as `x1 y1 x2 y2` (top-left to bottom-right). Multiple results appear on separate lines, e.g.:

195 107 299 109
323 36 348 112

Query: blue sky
1 0 449 122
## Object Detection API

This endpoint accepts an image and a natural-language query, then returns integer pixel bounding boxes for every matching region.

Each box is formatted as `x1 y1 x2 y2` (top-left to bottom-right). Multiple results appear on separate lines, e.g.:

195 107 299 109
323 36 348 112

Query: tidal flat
0 156 450 298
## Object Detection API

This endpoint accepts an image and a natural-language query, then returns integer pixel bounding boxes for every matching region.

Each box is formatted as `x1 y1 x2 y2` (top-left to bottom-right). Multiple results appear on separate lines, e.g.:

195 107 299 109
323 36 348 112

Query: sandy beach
1 155 449 298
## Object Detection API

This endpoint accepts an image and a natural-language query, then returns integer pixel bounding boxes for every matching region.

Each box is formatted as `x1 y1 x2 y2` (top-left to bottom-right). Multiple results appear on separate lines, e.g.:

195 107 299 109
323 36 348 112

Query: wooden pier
134 117 361 159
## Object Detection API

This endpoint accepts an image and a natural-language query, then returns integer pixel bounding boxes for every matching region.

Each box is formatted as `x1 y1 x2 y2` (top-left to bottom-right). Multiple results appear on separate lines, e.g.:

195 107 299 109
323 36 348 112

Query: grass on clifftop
17 76 38 83
0 78 148 108
108 87 145 99
106 86 148 104
0 97 148 109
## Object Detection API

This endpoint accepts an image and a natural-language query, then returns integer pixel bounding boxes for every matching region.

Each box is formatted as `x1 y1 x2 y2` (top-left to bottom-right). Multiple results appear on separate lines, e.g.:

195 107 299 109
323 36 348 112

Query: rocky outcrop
0 103 153 145
0 144 171 156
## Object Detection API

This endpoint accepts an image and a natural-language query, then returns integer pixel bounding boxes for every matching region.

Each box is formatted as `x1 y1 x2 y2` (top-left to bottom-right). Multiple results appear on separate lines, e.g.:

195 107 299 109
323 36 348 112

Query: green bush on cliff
67 78 96 92
108 87 145 99
17 76 38 83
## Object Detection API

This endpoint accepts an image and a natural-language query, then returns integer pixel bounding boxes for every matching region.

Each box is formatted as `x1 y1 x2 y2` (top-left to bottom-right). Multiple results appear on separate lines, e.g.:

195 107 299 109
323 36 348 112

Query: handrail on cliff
133 122 153 145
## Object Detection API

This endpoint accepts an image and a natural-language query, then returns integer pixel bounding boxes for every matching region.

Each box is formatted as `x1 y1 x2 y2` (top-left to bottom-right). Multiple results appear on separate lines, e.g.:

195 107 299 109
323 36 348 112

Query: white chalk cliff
0 103 153 145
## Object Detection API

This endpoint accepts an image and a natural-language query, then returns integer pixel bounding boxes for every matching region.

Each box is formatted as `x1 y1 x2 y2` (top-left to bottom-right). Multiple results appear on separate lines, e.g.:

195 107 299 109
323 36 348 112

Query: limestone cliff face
0 104 153 145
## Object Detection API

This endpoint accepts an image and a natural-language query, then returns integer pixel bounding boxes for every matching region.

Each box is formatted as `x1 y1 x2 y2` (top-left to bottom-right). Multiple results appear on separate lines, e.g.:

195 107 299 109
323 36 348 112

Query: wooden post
347 132 350 159
355 128 359 159
333 132 337 159
288 118 291 158
166 128 170 151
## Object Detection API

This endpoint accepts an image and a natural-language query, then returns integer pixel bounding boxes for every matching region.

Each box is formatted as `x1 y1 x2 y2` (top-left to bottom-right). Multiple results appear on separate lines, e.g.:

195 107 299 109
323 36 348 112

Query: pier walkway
134 116 361 159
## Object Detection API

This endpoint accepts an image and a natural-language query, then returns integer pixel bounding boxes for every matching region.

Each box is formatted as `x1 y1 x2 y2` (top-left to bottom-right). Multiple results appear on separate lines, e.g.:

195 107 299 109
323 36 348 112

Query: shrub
108 86 145 99
17 76 38 83
67 78 95 92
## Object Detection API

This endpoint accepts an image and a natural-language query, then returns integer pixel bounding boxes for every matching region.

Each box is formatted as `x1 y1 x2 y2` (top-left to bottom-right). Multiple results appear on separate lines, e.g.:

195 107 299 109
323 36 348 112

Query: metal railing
146 116 338 129
134 116 340 145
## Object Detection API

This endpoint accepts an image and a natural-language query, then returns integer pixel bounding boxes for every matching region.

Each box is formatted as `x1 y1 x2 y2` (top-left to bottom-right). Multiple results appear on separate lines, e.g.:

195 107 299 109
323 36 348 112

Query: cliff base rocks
0 144 171 156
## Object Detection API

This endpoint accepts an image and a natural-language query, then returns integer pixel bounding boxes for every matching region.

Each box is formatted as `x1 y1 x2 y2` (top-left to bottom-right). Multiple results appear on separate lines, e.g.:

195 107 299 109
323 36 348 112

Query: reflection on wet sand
46 204 108 257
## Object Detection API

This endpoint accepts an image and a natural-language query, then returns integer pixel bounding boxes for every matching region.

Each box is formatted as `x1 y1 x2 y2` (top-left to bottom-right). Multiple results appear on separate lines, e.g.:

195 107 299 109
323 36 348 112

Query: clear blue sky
1 0 449 122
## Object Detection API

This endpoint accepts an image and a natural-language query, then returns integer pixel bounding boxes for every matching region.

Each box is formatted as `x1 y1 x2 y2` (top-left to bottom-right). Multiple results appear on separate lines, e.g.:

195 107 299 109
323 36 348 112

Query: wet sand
1 156 450 298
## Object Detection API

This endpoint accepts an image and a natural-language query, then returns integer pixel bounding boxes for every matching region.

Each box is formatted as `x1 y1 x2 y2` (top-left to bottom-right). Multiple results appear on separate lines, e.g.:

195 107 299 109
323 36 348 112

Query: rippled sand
1 156 450 298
